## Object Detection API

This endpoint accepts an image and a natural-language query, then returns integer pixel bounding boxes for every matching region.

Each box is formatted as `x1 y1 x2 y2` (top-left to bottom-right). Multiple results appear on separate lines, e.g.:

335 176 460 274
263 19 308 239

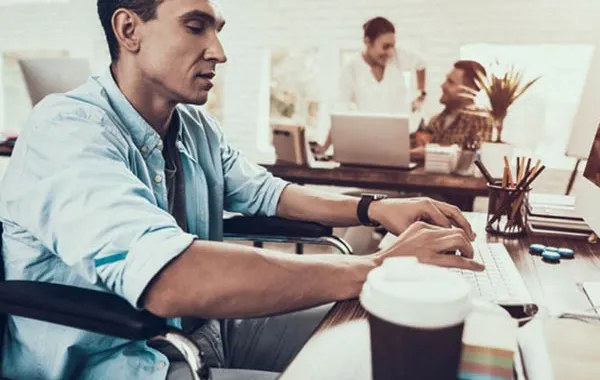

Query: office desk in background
281 213 600 379
261 162 488 211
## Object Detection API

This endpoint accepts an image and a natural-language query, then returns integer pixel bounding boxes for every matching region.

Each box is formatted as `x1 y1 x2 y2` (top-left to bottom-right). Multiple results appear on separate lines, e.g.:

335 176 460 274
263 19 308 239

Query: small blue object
545 247 559 252
542 250 561 262
558 248 575 259
529 244 546 255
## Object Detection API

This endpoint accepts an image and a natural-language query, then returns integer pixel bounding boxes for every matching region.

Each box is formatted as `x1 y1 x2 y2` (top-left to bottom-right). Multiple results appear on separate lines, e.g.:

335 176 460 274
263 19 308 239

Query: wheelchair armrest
223 216 333 238
0 281 167 340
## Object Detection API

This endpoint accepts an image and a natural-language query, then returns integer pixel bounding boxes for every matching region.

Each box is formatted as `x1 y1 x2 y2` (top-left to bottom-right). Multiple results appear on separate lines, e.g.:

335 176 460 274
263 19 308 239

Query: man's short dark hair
363 17 395 42
97 0 164 62
454 60 487 91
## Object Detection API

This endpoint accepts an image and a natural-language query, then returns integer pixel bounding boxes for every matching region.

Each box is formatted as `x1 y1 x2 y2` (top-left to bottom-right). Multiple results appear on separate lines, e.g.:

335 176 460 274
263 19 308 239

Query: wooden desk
261 162 488 211
281 213 600 379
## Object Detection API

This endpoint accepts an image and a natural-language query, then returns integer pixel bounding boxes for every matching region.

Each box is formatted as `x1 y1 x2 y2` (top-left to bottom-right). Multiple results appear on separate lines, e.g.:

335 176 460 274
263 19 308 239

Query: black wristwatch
357 193 388 227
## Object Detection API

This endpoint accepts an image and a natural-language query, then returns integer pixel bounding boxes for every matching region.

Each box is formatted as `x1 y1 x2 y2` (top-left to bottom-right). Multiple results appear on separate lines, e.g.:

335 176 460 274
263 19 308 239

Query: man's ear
112 9 142 56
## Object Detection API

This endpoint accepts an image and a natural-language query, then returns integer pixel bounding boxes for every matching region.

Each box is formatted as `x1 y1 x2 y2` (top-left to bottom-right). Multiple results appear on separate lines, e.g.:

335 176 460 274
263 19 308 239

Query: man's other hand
369 197 476 240
375 221 484 271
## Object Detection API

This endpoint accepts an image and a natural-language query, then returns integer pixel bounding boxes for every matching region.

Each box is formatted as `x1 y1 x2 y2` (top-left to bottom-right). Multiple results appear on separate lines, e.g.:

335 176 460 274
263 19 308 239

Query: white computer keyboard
449 242 532 303
379 234 532 303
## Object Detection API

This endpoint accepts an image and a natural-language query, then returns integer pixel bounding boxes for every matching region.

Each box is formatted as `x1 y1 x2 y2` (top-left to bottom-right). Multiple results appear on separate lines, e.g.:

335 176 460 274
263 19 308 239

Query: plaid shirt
413 107 494 149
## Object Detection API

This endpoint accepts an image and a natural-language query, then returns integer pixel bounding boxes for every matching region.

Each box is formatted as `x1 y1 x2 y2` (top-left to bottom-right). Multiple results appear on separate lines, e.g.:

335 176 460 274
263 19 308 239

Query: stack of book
424 144 459 174
525 194 592 239
459 308 519 380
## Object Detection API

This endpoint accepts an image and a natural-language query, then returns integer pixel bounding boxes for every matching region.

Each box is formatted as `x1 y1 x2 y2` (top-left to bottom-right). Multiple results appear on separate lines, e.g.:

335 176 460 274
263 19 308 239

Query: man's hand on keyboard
368 197 476 240
375 221 485 271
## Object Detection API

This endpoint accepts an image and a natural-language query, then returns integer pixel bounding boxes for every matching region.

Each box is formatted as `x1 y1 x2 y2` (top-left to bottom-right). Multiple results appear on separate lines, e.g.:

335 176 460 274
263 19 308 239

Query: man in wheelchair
0 1 483 378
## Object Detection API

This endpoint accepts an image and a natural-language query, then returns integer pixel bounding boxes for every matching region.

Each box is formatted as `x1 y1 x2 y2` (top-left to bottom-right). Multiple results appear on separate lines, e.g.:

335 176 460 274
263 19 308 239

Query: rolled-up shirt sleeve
413 51 427 71
396 47 427 71
214 122 288 216
2 114 195 309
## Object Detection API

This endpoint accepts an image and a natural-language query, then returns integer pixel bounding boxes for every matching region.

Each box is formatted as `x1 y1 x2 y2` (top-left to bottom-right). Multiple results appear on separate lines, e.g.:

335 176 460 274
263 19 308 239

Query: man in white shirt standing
314 16 427 153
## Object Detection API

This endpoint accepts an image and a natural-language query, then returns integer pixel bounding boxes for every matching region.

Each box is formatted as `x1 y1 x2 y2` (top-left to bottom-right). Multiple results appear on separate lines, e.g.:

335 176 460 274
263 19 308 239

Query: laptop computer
331 112 417 170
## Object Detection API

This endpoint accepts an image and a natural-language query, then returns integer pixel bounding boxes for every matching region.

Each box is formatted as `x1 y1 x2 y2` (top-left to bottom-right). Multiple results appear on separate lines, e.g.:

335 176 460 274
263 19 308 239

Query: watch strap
357 194 386 226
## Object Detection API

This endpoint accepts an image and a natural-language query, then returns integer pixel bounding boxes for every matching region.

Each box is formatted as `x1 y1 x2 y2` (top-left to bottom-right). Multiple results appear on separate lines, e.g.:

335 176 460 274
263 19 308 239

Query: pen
474 159 495 184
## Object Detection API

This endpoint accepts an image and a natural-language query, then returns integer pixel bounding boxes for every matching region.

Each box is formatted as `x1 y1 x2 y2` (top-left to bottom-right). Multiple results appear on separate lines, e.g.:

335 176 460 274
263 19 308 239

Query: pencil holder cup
486 184 531 237
454 150 477 176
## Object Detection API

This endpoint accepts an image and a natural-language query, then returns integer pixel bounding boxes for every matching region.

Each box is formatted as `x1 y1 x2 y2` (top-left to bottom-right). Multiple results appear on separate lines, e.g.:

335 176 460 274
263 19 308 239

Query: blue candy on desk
558 248 575 259
529 244 546 255
529 244 576 263
542 250 561 263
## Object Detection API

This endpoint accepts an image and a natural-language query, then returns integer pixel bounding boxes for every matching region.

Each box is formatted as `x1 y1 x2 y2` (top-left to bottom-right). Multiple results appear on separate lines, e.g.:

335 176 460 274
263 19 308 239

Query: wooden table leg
565 159 582 196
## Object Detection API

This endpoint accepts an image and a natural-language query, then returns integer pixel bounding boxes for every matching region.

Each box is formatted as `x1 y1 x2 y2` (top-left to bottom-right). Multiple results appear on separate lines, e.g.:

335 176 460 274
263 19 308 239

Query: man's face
440 67 467 106
134 0 227 105
365 32 395 67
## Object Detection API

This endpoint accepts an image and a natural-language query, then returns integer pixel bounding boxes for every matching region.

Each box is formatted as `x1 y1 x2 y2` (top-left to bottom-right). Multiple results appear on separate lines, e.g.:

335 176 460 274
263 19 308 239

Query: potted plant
475 62 540 143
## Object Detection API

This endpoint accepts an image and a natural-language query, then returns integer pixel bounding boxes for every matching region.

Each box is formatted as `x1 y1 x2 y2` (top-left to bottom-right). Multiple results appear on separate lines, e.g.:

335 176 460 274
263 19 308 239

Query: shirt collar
97 67 165 156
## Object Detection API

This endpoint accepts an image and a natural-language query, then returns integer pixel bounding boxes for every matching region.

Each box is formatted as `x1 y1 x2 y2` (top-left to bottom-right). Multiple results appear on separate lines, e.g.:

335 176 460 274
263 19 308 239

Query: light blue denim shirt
0 70 288 379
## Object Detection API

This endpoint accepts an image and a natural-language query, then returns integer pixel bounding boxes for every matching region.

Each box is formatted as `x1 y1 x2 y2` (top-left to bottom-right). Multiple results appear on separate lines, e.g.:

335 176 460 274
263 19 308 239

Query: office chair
0 224 209 380
0 217 350 379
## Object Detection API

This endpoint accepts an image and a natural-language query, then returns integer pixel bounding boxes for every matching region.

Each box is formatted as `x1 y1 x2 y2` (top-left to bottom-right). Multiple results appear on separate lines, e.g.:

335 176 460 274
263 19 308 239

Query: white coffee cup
360 257 472 380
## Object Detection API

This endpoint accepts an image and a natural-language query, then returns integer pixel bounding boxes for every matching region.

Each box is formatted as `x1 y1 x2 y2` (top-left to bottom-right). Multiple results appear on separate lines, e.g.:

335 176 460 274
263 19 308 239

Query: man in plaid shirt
411 60 494 160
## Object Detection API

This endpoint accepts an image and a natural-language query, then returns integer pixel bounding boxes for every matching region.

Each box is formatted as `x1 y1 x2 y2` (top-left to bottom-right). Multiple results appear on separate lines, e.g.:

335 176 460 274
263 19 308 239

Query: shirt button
154 175 162 184
141 146 148 153
157 140 164 149
156 361 167 370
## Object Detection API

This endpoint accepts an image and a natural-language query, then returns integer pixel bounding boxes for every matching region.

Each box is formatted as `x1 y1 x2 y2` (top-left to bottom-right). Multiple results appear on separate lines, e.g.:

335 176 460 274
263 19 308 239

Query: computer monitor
576 122 600 235
18 58 90 106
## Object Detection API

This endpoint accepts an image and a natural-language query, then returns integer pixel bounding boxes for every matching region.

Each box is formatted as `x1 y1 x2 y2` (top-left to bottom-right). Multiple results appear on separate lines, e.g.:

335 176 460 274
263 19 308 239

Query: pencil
521 160 541 187
510 157 524 224
510 190 527 224
519 157 526 180
504 156 514 187
474 159 495 184
528 164 546 185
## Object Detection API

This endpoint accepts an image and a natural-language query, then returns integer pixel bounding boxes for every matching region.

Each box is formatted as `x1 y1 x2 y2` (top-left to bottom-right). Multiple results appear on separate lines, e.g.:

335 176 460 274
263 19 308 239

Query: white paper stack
424 144 460 174
526 193 592 238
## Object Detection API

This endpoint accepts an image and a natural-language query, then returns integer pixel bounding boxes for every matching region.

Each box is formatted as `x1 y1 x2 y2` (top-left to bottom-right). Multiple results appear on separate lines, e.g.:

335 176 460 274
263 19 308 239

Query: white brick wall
1 0 599 161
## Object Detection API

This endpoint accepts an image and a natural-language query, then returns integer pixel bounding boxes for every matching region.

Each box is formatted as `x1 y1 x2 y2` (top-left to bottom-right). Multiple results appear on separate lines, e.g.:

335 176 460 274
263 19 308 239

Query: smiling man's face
132 0 227 105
